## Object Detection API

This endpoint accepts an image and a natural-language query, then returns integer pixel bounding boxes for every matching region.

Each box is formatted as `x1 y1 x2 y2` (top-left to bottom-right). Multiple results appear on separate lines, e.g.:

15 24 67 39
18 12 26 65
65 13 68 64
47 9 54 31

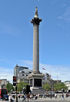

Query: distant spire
34 7 38 18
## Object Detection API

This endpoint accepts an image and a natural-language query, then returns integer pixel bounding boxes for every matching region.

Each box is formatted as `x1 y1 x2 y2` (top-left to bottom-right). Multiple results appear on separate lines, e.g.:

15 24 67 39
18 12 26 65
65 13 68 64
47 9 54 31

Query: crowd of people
7 92 70 102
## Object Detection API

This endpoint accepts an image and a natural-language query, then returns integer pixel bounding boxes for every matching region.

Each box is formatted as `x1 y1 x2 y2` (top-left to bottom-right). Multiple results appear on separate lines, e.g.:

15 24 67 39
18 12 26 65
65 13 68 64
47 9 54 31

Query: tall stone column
28 8 44 93
31 7 42 74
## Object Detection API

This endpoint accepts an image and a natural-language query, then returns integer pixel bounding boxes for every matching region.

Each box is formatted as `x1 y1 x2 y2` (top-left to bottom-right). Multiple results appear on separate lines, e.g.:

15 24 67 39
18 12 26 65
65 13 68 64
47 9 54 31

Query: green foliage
54 82 68 91
43 83 51 90
17 81 28 92
43 82 68 91
6 82 13 92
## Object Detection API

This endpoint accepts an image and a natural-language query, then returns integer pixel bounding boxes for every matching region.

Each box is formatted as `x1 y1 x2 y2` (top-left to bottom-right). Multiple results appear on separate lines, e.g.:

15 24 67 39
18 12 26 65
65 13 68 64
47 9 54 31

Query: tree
43 82 68 91
17 81 28 92
54 82 68 91
6 82 13 92
43 83 51 90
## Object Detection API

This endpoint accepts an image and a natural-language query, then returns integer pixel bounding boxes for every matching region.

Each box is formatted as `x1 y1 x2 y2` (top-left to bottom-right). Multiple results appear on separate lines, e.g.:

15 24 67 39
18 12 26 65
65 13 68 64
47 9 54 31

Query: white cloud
58 7 70 22
20 60 70 82
0 60 70 83
18 60 33 69
0 67 13 83
39 64 70 82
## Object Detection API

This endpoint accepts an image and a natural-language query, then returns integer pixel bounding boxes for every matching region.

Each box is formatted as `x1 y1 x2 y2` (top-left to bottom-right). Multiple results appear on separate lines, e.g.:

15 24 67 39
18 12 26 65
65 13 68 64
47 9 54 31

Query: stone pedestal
28 73 44 87
28 72 44 94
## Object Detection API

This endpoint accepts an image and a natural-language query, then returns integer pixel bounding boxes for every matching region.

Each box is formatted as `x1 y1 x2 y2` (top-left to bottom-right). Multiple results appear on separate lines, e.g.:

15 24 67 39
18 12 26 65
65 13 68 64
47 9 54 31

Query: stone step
31 88 46 95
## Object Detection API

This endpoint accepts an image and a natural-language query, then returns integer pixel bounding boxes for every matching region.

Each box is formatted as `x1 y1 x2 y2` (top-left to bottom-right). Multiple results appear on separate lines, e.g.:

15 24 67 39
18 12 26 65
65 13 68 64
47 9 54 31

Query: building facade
42 73 52 84
64 81 70 91
14 65 32 83
0 79 9 88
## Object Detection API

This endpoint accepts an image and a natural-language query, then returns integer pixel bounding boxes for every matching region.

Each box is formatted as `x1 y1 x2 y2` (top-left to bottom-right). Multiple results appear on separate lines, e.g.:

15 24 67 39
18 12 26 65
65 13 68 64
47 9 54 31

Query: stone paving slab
0 97 70 102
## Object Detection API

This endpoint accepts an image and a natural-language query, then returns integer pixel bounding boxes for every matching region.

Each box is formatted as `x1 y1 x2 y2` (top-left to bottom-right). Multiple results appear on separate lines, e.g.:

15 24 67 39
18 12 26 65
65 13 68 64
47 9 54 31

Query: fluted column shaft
33 24 39 73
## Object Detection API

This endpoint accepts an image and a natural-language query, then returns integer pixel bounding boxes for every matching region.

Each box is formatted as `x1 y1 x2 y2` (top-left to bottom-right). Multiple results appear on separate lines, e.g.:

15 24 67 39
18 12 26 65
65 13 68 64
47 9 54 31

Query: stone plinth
28 73 44 88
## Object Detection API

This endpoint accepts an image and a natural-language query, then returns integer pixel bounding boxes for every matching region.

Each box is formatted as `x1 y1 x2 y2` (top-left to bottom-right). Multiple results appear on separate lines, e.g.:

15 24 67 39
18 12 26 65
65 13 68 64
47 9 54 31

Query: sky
0 0 70 83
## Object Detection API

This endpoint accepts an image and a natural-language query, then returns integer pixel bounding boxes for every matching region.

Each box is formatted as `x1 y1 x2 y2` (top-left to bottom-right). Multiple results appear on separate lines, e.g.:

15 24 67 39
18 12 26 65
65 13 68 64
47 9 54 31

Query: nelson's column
28 8 44 94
